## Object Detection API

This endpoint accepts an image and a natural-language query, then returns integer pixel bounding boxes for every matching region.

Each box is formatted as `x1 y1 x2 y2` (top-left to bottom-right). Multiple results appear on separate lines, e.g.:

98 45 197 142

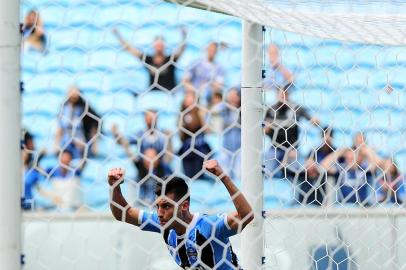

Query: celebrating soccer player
108 159 253 269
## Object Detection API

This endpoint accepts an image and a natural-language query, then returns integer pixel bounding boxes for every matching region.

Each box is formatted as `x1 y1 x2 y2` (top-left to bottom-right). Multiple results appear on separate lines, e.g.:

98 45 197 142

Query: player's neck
174 212 194 235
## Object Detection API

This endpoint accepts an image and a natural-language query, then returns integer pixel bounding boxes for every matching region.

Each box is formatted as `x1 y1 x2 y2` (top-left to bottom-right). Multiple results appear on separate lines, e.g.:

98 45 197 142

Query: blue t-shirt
375 174 406 204
335 162 372 204
24 168 42 200
47 167 81 180
139 211 240 269
129 130 166 155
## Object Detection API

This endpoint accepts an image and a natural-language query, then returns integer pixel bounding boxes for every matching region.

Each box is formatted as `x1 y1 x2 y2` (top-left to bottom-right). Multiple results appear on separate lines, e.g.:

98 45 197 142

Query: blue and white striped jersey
139 211 240 269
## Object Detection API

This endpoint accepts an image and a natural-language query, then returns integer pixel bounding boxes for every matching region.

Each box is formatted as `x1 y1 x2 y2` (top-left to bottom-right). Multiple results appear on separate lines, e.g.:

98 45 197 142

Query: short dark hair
61 149 73 158
155 176 190 202
322 126 334 138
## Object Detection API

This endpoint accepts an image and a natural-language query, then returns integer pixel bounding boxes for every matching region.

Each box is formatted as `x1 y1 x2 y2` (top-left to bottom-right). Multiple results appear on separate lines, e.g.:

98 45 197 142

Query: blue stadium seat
96 135 128 159
136 91 178 112
338 89 371 111
281 46 313 70
61 49 88 73
148 2 180 26
24 72 73 95
370 69 390 89
190 179 214 203
38 155 59 171
22 114 58 140
115 50 143 70
100 111 131 135
48 27 104 51
269 29 321 48
82 181 110 210
23 92 64 117
264 179 293 207
368 107 403 131
343 67 371 89
354 45 380 68
21 51 43 74
157 112 178 133
312 44 344 69
387 131 406 153
87 49 118 72
386 66 406 88
215 21 241 48
329 107 364 132
395 150 406 173
39 4 67 28
205 133 222 154
104 69 147 93
64 4 97 27
75 71 106 92
290 88 331 110
176 45 202 70
128 23 168 48
177 5 212 25
227 68 241 87
382 46 406 68
47 28 80 50
187 24 215 48
36 52 66 73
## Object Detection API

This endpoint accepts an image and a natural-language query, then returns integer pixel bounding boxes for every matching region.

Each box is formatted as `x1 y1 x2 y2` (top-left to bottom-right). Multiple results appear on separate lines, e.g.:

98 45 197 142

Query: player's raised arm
108 168 141 226
204 160 254 231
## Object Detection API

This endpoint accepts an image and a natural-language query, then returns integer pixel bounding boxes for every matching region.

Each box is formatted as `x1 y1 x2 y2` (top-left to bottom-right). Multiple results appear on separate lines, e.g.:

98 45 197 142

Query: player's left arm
204 160 254 232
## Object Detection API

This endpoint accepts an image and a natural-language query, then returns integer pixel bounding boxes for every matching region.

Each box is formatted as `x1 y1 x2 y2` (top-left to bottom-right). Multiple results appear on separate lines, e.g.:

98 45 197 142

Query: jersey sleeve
138 210 161 233
214 213 237 240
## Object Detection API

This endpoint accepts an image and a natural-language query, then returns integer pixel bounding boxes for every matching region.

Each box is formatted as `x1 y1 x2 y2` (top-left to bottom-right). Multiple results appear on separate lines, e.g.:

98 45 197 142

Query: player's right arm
108 168 141 226
112 28 143 59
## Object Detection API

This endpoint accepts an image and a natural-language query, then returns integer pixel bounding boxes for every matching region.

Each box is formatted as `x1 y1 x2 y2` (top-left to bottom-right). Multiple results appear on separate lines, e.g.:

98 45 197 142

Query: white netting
173 0 406 45
19 0 406 269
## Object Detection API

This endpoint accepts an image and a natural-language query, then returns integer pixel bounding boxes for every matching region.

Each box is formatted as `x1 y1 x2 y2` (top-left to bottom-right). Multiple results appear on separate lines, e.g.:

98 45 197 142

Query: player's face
155 193 188 229
156 193 177 227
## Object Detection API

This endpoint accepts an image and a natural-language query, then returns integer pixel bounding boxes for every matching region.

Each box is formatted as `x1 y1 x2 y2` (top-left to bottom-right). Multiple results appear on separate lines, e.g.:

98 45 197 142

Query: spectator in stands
309 127 336 164
264 44 294 91
45 149 82 210
119 144 173 206
112 109 172 163
264 86 319 177
218 87 241 180
207 91 224 134
320 147 379 206
113 27 187 91
55 86 100 160
22 9 46 52
285 128 335 206
182 42 225 105
22 130 47 210
375 159 405 205
178 91 211 179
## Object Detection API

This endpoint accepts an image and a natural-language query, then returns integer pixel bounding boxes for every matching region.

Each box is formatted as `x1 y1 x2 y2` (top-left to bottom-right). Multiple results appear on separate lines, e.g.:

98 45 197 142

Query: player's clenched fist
203 159 224 178
108 168 125 186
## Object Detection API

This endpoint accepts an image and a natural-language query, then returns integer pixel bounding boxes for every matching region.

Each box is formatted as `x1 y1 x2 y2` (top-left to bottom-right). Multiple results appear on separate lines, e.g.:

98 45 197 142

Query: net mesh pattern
21 0 406 269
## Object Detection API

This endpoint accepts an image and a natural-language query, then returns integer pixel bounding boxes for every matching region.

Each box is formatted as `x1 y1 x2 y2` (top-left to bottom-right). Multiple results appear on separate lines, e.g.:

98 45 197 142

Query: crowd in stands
21 10 405 211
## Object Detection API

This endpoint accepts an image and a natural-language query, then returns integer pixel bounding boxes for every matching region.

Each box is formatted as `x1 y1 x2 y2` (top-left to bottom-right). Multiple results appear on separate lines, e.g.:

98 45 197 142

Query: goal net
19 0 406 269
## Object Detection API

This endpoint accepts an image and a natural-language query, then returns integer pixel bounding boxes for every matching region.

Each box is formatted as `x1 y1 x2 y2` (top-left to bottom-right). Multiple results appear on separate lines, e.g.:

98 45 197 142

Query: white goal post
0 0 21 269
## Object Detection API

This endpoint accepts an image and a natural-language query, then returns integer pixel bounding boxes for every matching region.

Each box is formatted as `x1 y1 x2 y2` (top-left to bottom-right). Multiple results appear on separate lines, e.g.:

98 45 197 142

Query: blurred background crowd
21 2 406 212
